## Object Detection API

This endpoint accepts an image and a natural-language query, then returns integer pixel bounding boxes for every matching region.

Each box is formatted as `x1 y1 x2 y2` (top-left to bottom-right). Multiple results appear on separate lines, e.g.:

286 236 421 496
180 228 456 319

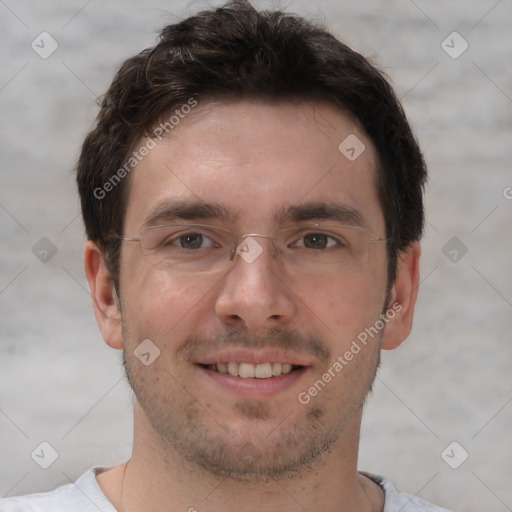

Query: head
79 1 426 481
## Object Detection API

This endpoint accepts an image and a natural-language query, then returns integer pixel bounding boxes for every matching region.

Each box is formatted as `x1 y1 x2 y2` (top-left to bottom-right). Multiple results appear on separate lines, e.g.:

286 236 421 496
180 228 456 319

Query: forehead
123 100 383 233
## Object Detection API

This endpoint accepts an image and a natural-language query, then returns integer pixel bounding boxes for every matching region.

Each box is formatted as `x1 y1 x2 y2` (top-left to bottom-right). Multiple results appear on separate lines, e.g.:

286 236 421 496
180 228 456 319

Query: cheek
292 267 387 351
120 263 209 350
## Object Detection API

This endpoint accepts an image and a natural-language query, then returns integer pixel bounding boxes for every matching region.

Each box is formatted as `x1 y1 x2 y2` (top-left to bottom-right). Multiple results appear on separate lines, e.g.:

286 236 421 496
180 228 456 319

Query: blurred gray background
0 1 511 510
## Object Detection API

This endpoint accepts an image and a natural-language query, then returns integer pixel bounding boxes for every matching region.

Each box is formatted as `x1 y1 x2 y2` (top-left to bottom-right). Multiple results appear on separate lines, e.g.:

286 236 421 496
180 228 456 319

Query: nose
214 235 296 330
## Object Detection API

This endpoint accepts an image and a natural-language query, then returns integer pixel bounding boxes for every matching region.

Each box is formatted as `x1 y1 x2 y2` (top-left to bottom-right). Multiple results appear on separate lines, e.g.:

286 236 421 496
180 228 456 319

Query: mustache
177 326 331 364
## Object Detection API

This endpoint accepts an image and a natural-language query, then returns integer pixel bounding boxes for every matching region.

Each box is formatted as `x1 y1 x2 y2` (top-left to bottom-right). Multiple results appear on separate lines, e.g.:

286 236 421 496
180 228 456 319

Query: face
116 101 391 480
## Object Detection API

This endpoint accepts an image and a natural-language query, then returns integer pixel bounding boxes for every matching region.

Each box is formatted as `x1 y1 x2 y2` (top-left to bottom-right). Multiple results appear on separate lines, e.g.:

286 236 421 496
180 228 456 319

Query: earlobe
83 241 124 350
381 242 421 351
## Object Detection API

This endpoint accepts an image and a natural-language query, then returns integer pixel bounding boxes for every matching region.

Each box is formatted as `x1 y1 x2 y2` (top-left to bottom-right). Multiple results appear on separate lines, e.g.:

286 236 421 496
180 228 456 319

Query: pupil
304 233 327 249
180 233 203 249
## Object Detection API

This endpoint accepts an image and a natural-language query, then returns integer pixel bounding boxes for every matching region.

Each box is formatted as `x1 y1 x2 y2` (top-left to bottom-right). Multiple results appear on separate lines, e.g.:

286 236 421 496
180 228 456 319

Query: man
1 1 452 511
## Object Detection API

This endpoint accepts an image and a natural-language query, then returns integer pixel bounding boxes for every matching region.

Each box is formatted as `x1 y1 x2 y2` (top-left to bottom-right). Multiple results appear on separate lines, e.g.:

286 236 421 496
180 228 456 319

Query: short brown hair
76 0 427 290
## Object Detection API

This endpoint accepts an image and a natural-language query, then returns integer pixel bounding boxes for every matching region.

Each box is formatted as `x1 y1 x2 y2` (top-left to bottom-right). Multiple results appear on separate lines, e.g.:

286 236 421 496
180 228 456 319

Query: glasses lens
139 224 232 272
276 225 369 271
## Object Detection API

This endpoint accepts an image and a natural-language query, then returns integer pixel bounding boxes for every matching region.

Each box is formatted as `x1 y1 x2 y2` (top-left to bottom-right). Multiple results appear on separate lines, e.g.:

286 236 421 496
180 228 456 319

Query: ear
381 241 421 350
83 240 123 350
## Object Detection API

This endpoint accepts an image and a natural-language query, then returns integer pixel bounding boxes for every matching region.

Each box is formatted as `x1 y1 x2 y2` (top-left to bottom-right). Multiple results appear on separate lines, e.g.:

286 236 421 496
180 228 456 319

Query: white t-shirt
0 468 452 511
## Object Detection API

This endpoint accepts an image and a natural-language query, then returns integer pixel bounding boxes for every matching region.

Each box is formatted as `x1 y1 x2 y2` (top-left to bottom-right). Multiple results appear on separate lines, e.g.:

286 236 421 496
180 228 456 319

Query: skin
84 100 420 512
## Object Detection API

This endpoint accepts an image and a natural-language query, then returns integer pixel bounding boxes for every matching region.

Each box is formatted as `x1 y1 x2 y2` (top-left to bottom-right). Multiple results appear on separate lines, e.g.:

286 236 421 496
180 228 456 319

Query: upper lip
193 348 313 366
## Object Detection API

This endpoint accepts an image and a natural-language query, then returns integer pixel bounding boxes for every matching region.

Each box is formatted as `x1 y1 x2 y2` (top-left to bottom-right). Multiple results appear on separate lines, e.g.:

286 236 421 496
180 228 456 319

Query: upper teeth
212 362 293 378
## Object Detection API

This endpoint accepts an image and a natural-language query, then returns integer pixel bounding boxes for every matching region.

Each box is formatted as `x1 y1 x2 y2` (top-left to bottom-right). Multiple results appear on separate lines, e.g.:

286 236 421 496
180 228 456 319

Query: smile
201 362 303 378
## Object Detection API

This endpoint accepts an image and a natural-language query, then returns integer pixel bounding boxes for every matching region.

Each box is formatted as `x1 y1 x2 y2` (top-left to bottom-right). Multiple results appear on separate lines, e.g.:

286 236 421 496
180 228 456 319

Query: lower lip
196 365 309 398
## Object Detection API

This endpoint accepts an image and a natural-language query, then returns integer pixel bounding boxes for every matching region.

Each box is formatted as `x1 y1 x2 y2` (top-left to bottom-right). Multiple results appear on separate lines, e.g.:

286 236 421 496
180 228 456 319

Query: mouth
200 362 303 379
195 352 311 398
193 348 313 398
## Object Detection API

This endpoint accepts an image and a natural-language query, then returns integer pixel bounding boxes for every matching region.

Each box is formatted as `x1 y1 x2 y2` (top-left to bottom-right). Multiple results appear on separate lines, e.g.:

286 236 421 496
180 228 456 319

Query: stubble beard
122 328 382 483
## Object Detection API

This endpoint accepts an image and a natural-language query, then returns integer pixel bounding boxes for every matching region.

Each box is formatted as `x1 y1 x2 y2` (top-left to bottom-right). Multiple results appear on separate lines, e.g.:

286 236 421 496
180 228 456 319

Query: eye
294 232 344 250
162 231 218 250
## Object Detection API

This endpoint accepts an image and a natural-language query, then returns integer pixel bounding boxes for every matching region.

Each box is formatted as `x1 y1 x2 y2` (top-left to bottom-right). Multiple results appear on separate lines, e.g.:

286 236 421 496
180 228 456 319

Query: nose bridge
215 233 295 328
230 233 277 263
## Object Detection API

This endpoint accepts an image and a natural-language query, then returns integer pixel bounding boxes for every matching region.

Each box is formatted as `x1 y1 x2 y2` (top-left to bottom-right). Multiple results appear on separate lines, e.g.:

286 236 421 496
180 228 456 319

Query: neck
98 406 384 512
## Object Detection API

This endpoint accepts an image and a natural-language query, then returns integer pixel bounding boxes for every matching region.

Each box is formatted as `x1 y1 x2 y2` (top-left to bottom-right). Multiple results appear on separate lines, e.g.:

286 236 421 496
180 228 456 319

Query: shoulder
0 468 116 512
361 472 453 512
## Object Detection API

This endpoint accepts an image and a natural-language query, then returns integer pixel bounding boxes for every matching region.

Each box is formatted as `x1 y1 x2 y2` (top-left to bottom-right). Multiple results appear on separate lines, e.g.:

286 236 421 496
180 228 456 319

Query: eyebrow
273 201 366 227
142 200 239 228
142 199 366 229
